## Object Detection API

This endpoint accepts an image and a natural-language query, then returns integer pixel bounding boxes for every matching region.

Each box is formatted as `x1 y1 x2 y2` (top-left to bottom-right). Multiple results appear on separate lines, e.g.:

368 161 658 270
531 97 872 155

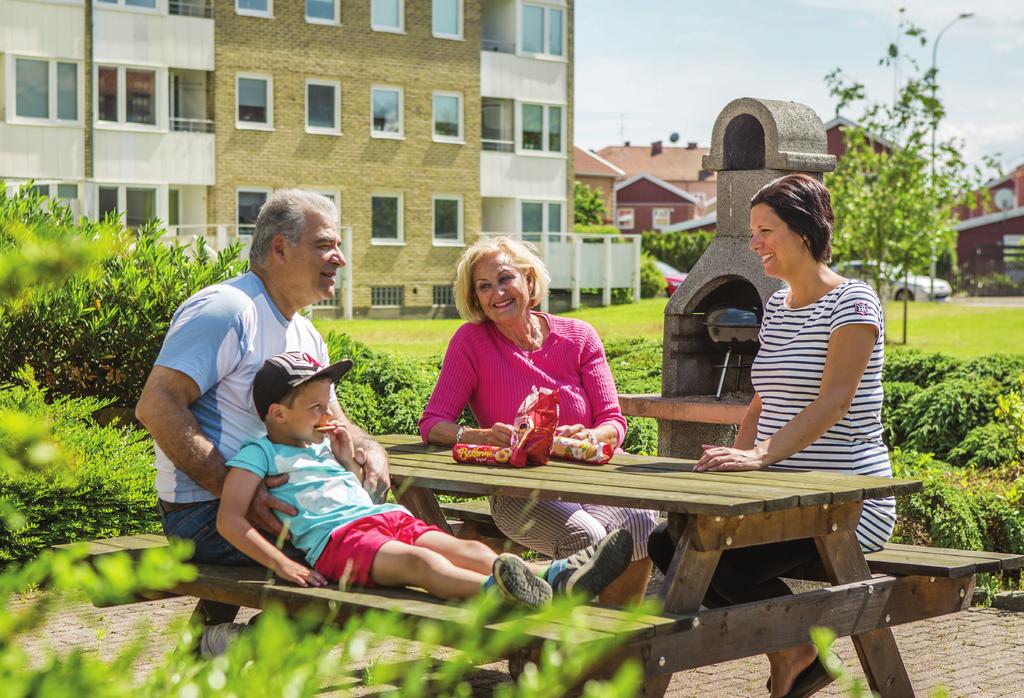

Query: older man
136 189 389 565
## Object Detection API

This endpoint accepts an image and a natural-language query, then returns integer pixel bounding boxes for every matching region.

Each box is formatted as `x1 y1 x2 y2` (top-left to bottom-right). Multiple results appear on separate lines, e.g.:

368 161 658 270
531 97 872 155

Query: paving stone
993 591 1024 612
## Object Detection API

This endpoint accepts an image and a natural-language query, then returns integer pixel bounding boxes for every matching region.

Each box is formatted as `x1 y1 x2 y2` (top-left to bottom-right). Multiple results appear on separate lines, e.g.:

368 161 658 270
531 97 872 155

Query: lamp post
928 12 974 301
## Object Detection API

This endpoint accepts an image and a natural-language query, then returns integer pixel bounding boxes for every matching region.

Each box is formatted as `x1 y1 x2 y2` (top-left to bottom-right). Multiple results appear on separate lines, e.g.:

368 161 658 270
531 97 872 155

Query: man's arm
327 402 390 502
136 365 296 533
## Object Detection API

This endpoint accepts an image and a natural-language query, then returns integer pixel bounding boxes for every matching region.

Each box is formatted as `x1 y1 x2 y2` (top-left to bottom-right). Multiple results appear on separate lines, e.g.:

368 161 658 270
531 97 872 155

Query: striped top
419 313 627 446
754 280 895 552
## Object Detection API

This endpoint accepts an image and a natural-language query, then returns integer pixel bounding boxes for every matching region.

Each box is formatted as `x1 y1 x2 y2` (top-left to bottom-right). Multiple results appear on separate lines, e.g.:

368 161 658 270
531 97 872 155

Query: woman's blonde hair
454 236 551 323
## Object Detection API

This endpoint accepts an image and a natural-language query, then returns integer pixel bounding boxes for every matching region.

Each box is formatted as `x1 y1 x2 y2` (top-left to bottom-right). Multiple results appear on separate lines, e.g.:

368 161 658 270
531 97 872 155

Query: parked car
832 260 951 302
655 260 688 296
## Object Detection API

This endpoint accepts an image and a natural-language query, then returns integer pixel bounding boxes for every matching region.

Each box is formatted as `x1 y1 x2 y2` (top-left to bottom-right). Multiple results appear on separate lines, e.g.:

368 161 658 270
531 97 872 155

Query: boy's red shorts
313 511 442 587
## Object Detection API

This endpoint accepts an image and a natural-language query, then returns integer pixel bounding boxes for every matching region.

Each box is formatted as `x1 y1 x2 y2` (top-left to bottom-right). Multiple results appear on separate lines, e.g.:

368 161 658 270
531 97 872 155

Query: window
306 80 340 134
371 0 403 32
125 188 156 228
168 188 180 227
237 189 270 235
57 184 78 200
97 67 118 122
98 187 119 220
96 65 157 127
433 195 462 244
371 286 404 308
371 193 403 243
371 86 403 138
482 97 513 152
433 285 455 307
236 0 271 17
616 208 635 230
306 0 338 23
520 200 562 241
236 74 272 129
13 58 79 123
520 103 562 153
98 0 158 8
432 92 462 142
432 0 461 39
126 69 156 125
652 207 672 229
521 3 564 57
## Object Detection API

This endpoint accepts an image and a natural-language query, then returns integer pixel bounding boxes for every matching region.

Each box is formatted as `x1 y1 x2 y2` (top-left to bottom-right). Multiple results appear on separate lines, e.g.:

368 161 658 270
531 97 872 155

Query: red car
656 261 688 296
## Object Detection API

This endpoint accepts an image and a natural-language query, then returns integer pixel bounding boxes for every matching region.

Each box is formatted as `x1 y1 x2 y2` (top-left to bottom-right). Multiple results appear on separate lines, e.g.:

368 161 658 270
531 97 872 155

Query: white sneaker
200 622 246 658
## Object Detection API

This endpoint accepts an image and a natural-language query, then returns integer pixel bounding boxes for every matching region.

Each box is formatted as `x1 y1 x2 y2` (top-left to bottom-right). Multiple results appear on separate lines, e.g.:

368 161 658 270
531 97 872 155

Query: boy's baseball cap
252 351 352 419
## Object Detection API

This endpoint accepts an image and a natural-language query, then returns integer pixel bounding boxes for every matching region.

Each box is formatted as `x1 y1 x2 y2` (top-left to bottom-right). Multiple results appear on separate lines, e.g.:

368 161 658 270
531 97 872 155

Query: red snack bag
550 436 614 465
452 444 513 465
509 387 560 467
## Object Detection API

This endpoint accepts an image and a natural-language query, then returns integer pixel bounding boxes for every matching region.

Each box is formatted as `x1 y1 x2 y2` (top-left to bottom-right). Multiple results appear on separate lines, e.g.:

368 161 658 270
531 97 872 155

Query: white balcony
0 123 84 180
481 150 566 200
480 50 566 103
0 0 85 59
95 5 214 71
94 130 214 185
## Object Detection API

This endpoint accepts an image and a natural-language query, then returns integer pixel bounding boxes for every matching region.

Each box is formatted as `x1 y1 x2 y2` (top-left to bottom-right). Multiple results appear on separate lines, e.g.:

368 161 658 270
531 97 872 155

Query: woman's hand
272 557 328 587
473 422 516 446
555 423 597 443
693 444 767 472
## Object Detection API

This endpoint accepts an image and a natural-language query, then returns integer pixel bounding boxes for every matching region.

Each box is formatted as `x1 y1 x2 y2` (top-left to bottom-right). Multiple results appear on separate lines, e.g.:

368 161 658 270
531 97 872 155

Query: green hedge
641 230 714 272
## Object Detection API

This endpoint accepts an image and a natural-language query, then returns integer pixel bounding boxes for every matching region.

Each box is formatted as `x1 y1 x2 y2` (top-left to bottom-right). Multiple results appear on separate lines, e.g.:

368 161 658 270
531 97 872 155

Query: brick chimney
651 140 663 156
686 141 698 150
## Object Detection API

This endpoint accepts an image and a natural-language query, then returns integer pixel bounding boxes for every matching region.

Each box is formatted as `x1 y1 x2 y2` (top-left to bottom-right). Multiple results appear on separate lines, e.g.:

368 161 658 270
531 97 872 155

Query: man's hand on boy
273 557 328 588
246 475 297 537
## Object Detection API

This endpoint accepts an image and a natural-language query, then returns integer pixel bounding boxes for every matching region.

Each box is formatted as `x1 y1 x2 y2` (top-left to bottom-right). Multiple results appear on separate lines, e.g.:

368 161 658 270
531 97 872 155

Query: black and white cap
252 351 352 419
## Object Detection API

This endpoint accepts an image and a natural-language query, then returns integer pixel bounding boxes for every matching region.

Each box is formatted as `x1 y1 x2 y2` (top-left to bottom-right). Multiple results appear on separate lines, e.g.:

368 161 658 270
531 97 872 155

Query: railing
482 139 514 152
480 231 641 309
170 117 215 133
481 38 515 53
169 0 212 18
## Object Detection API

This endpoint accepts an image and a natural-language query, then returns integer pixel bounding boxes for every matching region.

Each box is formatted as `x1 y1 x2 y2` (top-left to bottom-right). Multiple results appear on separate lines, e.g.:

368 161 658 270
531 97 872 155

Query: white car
832 260 951 302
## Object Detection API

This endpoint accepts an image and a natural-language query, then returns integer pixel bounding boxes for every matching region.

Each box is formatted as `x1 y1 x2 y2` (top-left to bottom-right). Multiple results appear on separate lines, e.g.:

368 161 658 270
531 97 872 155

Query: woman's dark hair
750 173 834 263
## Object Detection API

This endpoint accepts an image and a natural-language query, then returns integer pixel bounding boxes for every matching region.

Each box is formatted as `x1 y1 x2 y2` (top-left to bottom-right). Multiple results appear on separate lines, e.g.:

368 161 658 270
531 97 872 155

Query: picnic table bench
64 435 1024 696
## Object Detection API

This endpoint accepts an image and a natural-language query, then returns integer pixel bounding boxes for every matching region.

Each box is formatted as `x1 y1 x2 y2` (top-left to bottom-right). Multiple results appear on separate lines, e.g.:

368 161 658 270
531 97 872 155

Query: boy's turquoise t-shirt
226 436 407 566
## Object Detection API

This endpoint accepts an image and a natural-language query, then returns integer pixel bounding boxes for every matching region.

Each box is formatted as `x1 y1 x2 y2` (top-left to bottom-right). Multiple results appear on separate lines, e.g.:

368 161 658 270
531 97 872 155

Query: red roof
597 144 715 183
573 146 625 178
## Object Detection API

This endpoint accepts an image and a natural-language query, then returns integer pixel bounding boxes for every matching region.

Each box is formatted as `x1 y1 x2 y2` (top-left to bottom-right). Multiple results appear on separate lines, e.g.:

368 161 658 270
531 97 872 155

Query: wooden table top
379 435 922 517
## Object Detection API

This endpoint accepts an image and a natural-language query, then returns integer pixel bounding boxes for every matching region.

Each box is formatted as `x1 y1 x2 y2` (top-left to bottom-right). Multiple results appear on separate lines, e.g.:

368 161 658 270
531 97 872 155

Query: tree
824 11 994 340
573 181 607 226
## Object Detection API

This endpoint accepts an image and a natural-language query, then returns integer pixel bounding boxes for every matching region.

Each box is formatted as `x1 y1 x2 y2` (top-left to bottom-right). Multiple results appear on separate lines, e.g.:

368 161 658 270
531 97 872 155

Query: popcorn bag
509 386 560 467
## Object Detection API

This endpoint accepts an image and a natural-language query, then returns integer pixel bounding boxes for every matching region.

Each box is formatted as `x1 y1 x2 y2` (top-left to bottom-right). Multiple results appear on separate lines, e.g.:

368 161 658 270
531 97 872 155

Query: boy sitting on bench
217 352 632 607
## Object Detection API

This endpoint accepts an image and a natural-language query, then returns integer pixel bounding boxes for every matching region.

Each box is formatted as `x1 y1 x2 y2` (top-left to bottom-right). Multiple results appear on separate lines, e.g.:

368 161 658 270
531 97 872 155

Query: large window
371 86 403 139
432 0 461 39
371 286 404 308
98 0 158 8
520 103 562 153
371 193 403 243
236 74 272 129
95 185 157 228
433 195 462 244
521 201 562 241
432 92 463 143
616 208 635 230
96 65 157 126
13 58 79 123
237 188 270 235
236 0 271 17
371 0 403 32
306 0 338 23
521 3 564 57
306 80 340 134
652 208 672 230
482 97 513 152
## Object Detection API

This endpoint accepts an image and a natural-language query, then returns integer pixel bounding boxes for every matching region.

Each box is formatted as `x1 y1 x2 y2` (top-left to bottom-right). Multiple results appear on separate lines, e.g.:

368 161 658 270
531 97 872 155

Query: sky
574 0 1024 173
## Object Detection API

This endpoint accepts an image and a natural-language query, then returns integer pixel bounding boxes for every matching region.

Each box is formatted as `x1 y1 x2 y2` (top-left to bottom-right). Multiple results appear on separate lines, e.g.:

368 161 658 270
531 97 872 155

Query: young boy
216 351 633 608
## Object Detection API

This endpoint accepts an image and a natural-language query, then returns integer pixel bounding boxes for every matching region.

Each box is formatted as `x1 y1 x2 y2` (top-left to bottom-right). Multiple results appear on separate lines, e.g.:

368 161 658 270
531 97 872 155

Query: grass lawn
314 298 1024 359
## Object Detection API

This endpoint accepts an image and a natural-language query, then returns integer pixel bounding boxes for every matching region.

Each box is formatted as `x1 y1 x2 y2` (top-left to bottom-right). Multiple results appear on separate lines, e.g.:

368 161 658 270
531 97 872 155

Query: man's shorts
313 511 442 587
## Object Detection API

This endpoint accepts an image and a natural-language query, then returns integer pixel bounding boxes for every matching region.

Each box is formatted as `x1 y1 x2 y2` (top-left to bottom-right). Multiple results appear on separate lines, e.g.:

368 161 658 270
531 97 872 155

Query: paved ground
952 296 1024 307
18 589 1024 697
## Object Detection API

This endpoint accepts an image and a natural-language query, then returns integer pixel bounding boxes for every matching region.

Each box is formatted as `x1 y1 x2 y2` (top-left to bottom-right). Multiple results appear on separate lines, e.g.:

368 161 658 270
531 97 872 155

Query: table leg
393 480 454 536
815 531 914 697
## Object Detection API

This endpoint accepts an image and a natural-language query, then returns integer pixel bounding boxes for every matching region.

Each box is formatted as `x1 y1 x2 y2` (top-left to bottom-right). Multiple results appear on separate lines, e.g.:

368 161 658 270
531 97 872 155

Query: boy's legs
412 530 496 575
371 540 486 600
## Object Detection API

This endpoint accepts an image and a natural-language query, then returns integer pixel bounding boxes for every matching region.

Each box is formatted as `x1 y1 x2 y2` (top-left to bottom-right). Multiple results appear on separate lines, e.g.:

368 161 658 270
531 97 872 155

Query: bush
881 380 922 444
882 348 961 386
641 230 714 272
640 252 664 298
947 422 1016 469
956 272 1023 297
890 377 1003 458
948 354 1024 388
573 224 620 235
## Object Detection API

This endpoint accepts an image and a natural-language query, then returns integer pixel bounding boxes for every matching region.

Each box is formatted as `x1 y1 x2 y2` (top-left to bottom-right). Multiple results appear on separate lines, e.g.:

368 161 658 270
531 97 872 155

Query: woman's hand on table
693 444 768 472
555 423 598 443
470 423 516 446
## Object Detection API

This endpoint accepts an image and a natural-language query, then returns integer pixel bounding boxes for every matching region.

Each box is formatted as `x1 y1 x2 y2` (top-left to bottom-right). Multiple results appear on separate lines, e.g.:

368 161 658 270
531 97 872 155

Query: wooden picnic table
380 434 941 697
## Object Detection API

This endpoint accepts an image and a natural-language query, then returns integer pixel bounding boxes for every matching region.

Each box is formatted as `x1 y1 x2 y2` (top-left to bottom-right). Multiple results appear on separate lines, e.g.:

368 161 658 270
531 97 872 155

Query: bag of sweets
509 386 560 467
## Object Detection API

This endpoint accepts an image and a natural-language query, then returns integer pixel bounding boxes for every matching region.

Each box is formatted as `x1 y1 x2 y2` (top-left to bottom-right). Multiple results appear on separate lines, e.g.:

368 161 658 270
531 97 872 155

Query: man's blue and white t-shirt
227 437 407 565
154 272 332 503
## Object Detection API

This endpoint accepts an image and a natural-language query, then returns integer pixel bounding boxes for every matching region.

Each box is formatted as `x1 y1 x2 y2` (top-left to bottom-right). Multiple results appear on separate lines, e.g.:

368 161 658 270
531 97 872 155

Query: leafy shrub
573 224 620 235
881 380 921 444
888 377 1003 458
948 354 1024 388
882 348 961 386
957 272 1023 297
640 252 664 298
947 422 1016 469
641 230 714 272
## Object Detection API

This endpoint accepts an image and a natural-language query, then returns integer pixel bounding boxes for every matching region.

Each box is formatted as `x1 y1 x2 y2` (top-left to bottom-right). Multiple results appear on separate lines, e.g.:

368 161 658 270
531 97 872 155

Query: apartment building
0 0 573 317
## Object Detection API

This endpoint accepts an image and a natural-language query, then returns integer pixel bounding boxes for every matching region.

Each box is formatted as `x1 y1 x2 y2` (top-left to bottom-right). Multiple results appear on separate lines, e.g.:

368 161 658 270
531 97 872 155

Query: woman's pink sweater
418 313 627 446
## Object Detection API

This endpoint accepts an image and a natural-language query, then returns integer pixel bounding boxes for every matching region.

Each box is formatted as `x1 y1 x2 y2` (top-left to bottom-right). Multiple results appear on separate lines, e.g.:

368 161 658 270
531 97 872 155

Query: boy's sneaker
199 622 246 658
553 528 634 599
492 554 553 607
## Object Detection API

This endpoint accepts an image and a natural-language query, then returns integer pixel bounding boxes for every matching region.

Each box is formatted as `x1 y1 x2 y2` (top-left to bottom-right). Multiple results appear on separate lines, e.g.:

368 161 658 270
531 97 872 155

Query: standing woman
647 174 894 698
419 236 656 604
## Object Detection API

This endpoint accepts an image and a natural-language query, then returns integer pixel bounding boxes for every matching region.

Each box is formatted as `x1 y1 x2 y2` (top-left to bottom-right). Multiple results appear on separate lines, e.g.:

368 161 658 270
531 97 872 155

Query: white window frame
652 207 672 229
7 57 83 127
305 79 341 135
518 2 566 60
519 199 563 239
371 286 405 308
370 85 404 140
236 186 272 235
432 194 463 246
93 64 164 131
95 0 162 13
616 207 635 230
235 73 274 131
305 0 339 25
516 101 564 156
432 0 463 40
371 0 404 33
235 0 272 18
432 91 463 144
93 183 162 227
370 192 404 245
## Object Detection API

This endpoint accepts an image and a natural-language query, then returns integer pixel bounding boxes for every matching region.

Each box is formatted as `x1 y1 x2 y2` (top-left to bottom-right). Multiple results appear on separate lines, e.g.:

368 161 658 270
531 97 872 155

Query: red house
573 146 624 225
614 173 699 234
955 165 1024 279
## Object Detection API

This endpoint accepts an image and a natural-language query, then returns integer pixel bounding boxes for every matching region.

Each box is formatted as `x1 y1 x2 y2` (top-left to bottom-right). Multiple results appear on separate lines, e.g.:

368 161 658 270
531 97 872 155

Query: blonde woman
419 236 656 604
